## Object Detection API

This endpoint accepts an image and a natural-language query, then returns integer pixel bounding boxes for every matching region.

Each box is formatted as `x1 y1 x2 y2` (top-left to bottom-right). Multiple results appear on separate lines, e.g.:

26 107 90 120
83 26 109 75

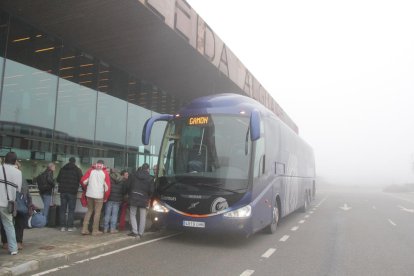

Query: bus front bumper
150 209 253 236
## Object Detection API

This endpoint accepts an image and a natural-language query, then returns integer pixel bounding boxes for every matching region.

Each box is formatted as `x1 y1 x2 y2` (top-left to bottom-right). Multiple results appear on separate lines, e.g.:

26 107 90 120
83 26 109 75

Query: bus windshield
158 114 251 193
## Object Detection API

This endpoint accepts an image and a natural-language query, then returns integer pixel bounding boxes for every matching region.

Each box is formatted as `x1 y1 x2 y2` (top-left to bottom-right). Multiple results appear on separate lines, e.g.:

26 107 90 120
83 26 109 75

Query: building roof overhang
0 0 298 133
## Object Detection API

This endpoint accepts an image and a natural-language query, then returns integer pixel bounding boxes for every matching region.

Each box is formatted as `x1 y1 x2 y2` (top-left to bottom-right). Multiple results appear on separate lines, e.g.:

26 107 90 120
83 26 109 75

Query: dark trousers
1 212 27 243
60 193 77 228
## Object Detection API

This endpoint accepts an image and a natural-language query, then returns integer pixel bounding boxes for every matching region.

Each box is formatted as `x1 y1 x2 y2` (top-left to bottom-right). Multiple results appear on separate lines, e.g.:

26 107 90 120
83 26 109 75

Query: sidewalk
0 225 166 276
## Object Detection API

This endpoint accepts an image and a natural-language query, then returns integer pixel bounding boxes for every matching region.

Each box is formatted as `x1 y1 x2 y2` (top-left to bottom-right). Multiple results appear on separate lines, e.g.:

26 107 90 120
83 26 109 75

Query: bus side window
276 162 285 175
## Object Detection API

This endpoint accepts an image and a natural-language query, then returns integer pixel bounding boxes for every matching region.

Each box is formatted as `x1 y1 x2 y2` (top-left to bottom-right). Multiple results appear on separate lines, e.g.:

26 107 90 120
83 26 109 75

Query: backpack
16 191 29 214
36 171 51 193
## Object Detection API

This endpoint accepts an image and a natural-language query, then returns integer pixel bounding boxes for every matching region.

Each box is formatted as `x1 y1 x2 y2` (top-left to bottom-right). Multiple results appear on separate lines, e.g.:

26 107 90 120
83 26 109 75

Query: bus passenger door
251 137 273 233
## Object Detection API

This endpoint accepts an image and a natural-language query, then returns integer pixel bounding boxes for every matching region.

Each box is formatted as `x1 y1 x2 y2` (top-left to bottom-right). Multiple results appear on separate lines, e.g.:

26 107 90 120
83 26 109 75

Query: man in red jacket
80 160 111 235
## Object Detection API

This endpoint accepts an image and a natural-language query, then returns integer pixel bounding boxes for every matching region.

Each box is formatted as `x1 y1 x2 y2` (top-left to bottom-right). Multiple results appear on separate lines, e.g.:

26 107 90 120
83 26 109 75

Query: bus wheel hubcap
273 206 279 224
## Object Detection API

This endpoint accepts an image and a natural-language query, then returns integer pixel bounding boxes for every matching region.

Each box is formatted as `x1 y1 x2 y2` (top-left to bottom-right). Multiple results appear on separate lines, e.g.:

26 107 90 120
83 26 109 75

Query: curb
0 233 158 276
0 260 38 276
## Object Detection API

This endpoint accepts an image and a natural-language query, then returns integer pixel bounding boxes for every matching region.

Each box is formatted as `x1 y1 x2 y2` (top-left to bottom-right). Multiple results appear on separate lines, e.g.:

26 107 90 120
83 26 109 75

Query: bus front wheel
265 200 279 234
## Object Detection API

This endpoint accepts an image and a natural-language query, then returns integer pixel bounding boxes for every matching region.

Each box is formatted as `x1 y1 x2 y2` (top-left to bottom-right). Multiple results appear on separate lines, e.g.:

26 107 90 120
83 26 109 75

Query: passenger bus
142 93 315 237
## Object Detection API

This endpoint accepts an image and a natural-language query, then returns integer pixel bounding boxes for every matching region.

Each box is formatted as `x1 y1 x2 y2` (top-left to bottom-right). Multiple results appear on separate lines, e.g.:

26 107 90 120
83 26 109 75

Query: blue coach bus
142 93 315 237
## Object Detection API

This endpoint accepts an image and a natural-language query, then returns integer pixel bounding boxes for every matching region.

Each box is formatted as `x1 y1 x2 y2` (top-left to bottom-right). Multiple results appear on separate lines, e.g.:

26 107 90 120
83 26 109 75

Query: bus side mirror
250 110 261 141
142 114 174 145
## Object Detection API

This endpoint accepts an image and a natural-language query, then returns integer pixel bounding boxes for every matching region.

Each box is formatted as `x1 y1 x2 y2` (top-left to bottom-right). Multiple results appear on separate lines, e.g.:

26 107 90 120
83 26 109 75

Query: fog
187 0 414 187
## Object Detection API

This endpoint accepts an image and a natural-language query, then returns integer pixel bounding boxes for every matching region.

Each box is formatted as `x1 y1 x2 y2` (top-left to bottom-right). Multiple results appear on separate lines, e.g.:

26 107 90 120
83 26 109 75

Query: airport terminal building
0 0 297 181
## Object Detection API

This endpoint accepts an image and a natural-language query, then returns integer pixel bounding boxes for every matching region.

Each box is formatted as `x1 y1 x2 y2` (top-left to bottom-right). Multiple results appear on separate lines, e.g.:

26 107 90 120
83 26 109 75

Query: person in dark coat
103 169 126 233
57 157 82 232
117 170 129 231
127 163 153 238
39 163 55 224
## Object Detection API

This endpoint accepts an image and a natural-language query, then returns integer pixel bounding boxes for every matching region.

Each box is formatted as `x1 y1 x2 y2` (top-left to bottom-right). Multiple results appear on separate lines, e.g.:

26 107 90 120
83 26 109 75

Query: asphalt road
33 186 414 276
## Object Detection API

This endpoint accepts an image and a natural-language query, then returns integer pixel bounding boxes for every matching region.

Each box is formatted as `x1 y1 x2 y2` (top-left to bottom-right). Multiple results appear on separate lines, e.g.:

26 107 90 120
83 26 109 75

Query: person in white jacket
80 160 111 235
0 152 22 255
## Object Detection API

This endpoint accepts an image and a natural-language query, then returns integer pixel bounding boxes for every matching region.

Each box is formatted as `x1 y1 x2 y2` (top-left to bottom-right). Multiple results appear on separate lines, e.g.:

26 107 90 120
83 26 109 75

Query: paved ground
29 187 414 276
0 222 166 276
2 187 414 276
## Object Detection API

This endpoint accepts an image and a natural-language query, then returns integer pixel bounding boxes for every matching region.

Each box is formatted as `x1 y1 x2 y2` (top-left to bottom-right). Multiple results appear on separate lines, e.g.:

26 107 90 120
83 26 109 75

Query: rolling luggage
47 190 60 227
48 205 59 227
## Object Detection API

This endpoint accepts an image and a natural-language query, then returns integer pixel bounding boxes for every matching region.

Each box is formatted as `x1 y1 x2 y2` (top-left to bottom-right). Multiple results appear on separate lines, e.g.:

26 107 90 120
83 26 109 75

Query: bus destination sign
188 116 209 126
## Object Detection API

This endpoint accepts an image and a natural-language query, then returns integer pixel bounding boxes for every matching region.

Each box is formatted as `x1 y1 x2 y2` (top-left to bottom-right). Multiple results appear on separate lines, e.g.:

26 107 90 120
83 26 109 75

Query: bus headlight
223 205 251 218
152 200 169 213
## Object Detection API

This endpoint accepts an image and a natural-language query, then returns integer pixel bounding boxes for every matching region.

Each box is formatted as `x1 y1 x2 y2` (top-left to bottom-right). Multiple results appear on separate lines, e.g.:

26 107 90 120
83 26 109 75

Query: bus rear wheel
265 201 279 234
300 191 310 212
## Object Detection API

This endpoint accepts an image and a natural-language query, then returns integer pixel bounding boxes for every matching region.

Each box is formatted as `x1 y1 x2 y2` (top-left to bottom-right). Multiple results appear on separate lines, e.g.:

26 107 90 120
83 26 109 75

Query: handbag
80 190 88 207
2 165 17 217
16 191 29 214
7 200 17 216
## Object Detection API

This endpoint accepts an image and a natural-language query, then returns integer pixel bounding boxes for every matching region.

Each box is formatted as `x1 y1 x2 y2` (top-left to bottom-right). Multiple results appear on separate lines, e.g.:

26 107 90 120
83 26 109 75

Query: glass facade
0 10 178 182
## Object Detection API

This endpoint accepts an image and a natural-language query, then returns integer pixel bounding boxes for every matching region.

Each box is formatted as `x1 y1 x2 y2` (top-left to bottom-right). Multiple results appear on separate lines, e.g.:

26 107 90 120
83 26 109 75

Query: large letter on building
218 45 229 77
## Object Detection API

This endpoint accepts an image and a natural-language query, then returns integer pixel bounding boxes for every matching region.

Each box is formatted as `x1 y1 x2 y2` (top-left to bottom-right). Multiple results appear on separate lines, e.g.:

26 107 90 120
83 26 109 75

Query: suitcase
118 202 128 231
47 204 60 227
47 189 60 227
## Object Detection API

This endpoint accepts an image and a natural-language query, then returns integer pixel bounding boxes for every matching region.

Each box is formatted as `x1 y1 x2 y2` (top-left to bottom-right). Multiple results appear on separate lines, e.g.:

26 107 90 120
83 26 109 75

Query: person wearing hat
57 157 83 232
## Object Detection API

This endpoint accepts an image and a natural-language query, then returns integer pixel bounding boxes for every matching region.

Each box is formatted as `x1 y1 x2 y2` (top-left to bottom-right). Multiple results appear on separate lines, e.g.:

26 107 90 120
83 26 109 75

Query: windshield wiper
245 126 250 155
198 127 205 155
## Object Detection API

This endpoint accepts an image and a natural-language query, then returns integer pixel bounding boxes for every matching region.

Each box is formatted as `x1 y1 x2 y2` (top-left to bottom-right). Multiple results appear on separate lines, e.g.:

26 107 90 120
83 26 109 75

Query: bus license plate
183 220 205 228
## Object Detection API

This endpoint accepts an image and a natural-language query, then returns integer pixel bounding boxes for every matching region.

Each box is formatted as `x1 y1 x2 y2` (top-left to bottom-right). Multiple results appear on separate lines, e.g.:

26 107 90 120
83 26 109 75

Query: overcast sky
187 0 414 186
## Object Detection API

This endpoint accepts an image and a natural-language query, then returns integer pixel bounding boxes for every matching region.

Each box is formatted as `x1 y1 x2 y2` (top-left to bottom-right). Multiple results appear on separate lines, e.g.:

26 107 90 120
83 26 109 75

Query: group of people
0 151 156 256
54 158 155 238
79 160 154 239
